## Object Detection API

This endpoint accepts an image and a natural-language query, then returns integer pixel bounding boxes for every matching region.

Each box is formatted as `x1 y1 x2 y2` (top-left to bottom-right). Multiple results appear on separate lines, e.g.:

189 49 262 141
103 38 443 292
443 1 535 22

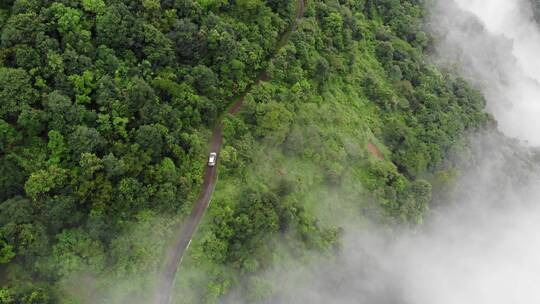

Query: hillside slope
174 0 491 302
0 0 489 303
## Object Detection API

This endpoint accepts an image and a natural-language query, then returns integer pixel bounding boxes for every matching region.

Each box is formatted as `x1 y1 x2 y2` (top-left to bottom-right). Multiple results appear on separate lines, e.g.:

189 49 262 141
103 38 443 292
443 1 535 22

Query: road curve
154 2 305 303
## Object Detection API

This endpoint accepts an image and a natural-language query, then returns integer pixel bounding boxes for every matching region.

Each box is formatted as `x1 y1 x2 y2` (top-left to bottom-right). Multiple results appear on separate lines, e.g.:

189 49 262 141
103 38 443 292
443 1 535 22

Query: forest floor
368 142 384 160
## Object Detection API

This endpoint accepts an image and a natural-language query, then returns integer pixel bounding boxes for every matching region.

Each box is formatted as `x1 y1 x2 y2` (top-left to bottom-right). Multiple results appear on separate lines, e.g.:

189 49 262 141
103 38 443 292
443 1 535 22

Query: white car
208 152 217 166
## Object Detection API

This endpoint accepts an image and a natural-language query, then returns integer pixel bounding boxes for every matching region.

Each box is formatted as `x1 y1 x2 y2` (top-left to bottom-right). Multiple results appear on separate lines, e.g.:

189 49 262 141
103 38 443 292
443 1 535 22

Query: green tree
134 124 169 160
1 12 40 47
24 166 68 199
68 126 106 157
0 68 36 120
81 0 105 14
47 130 67 165
52 229 105 276
0 239 15 264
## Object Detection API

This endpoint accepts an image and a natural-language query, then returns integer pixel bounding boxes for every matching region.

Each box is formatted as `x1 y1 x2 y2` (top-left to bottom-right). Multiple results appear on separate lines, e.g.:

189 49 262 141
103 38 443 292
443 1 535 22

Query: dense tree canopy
0 0 490 302
173 0 490 301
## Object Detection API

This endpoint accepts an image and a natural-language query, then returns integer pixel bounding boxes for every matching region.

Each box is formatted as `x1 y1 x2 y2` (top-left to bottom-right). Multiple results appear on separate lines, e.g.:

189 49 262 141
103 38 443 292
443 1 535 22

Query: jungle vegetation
0 0 490 302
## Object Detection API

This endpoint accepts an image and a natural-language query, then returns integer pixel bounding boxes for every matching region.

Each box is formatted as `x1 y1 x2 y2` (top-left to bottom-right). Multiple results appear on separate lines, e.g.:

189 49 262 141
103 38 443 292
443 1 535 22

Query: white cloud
229 2 540 302
431 0 540 145
240 133 540 304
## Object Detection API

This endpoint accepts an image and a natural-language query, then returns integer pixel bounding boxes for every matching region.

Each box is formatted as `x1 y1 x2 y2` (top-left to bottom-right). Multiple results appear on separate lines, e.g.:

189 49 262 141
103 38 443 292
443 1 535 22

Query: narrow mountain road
154 2 305 303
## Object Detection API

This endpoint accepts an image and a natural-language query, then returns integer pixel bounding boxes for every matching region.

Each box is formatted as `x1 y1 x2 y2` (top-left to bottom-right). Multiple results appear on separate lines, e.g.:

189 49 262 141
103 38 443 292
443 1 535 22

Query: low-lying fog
244 133 540 304
433 0 540 146
230 1 540 302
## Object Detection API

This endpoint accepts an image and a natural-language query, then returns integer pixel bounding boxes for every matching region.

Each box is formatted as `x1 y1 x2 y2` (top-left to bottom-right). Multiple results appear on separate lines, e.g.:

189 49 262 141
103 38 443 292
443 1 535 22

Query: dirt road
154 2 305 303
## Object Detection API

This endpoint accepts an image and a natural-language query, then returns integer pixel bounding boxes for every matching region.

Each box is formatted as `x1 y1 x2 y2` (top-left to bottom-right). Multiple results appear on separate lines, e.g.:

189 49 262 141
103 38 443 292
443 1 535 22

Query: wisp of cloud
226 1 540 303
238 132 540 304
432 0 540 145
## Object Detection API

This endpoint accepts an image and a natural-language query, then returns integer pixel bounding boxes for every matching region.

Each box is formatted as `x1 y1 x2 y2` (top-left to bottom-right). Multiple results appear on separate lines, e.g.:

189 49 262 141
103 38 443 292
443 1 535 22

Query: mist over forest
254 0 540 302
1 0 539 303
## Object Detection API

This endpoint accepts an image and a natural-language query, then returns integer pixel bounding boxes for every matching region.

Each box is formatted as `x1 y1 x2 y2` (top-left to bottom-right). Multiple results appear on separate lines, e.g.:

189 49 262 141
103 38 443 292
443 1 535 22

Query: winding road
154 1 305 303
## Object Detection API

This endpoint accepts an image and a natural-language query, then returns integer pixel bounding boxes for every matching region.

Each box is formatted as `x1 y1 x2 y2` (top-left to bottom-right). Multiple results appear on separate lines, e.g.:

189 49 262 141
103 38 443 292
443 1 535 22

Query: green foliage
399 179 432 224
49 3 83 34
0 0 490 302
0 68 36 119
52 229 105 276
0 119 18 150
24 166 68 199
176 0 490 301
0 288 13 303
68 70 94 104
47 130 67 164
0 239 15 264
81 0 105 14
253 101 293 144
68 126 105 157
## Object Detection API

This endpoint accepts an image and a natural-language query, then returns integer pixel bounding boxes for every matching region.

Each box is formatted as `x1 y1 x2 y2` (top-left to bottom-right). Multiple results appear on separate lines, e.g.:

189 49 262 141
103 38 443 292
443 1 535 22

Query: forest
0 0 490 303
